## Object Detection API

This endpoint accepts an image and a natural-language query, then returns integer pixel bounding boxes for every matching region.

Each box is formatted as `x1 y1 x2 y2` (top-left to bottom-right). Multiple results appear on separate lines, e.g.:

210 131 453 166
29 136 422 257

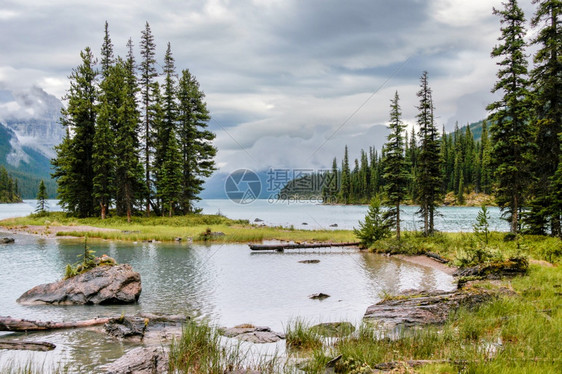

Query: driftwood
0 316 111 332
0 313 187 333
0 340 56 351
249 241 360 251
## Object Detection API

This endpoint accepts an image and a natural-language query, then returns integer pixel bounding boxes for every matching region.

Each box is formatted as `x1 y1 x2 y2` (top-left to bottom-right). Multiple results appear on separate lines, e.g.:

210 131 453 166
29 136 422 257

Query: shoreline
394 254 458 275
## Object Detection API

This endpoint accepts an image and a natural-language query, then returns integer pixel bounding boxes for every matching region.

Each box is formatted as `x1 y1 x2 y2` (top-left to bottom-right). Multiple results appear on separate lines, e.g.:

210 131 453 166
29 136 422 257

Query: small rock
298 259 320 264
1 237 15 244
309 293 330 300
174 237 182 241
104 347 168 374
329 224 338 228
221 325 285 343
211 232 226 237
104 316 147 340
254 218 263 222
302 222 308 225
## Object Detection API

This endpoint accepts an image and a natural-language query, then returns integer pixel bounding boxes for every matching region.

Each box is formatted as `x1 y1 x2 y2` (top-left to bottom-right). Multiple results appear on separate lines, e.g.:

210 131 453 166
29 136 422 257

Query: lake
0 200 498 371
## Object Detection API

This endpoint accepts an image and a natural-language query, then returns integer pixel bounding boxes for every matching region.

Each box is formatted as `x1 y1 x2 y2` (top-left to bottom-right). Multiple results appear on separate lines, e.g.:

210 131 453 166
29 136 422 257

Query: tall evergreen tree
339 146 351 204
176 69 217 213
415 71 442 236
525 0 562 236
160 129 183 216
487 0 533 235
52 47 97 217
140 22 158 215
382 91 408 240
35 180 48 215
92 87 115 219
154 42 178 211
100 21 114 77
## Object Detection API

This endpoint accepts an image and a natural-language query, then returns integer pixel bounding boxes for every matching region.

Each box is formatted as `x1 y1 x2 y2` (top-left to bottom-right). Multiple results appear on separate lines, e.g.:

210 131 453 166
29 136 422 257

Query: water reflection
0 234 455 372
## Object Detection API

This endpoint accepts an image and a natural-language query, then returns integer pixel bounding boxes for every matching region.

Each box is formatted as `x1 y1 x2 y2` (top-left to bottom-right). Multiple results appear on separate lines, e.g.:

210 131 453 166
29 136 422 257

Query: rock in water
104 347 168 374
1 238 15 244
17 264 141 305
221 325 285 343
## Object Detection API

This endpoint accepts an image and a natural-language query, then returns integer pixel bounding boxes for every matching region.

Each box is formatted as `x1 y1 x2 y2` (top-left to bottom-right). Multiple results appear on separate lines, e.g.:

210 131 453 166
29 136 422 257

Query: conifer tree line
285 0 561 237
52 22 216 220
0 165 21 203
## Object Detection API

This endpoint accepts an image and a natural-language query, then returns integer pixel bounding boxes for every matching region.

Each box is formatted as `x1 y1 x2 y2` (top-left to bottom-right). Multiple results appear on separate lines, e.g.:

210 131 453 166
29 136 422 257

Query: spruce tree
176 69 216 213
154 43 178 212
525 0 562 235
354 196 391 247
35 180 48 215
116 47 146 222
382 91 408 240
92 92 115 219
160 129 182 216
100 21 114 77
339 145 351 204
140 22 158 215
487 0 533 235
415 71 442 235
52 47 97 217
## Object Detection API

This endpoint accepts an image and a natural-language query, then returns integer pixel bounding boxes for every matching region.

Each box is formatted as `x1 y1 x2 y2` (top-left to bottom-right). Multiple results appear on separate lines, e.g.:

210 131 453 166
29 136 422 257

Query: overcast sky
0 0 538 172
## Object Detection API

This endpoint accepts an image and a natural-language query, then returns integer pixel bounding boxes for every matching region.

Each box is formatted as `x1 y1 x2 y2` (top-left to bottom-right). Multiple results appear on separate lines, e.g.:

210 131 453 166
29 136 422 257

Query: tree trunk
0 316 111 332
100 202 106 220
0 340 56 351
396 202 401 240
512 196 519 234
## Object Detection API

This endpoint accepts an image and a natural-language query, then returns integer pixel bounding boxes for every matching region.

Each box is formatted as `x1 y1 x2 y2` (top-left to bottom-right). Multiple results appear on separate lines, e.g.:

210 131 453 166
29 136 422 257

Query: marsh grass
300 264 562 373
285 319 323 352
0 359 67 374
372 231 562 264
168 320 284 373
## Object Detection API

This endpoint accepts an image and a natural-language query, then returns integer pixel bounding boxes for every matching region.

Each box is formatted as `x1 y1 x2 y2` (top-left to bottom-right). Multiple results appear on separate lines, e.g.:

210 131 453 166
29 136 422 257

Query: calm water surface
0 201 466 371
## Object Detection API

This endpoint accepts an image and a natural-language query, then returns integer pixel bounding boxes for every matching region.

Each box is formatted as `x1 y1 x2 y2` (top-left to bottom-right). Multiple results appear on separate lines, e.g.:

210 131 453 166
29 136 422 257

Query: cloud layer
0 0 538 172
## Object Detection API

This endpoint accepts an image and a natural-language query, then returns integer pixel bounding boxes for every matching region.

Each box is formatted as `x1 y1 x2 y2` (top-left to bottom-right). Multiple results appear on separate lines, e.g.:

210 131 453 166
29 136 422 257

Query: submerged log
0 316 111 332
0 340 56 351
249 241 360 251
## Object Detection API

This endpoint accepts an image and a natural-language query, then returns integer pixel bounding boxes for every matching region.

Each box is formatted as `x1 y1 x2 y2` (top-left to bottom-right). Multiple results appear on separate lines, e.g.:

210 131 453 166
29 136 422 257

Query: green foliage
51 24 217 219
52 47 97 218
34 180 49 216
415 71 442 235
0 165 22 203
487 0 534 234
473 205 491 245
354 197 391 247
285 318 323 351
382 91 408 239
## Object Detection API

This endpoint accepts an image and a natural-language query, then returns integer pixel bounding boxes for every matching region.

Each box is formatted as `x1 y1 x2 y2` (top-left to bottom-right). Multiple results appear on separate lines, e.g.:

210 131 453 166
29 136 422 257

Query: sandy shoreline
394 254 458 275
2 225 119 239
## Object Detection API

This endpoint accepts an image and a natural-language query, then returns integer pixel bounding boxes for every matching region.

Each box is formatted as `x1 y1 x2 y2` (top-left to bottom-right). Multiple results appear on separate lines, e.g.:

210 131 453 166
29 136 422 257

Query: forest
0 166 22 203
52 22 216 221
283 0 561 238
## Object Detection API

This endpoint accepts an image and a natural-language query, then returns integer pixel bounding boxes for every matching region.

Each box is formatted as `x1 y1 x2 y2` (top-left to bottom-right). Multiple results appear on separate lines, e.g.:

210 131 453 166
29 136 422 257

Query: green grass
0 211 356 243
285 319 323 352
298 264 562 373
168 320 282 373
372 231 562 264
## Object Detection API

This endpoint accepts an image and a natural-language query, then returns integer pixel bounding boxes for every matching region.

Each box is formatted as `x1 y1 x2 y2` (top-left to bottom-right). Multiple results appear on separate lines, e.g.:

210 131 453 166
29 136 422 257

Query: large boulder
104 347 168 374
17 264 141 305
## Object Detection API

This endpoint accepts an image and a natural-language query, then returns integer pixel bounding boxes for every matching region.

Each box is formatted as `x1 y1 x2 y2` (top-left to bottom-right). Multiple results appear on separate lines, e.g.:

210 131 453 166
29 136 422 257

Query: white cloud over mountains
0 0 538 172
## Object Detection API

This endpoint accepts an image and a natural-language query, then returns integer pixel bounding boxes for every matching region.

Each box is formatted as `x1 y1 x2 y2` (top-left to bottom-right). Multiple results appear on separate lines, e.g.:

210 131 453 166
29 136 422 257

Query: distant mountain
0 86 64 198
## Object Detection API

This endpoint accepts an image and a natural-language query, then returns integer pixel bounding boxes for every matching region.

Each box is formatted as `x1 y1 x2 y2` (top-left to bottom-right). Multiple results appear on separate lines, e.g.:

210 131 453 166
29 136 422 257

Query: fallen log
0 316 111 332
0 313 187 333
0 340 56 351
249 241 360 251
